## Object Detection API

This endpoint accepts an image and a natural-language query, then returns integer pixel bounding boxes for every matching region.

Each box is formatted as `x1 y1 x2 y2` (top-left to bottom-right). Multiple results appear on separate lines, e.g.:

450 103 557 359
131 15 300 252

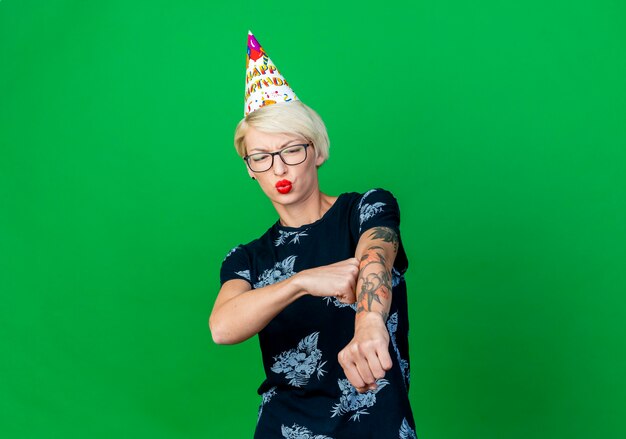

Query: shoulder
338 188 397 206
336 188 401 218
348 188 403 235
359 187 397 201
220 225 276 284
221 224 275 261
353 188 400 210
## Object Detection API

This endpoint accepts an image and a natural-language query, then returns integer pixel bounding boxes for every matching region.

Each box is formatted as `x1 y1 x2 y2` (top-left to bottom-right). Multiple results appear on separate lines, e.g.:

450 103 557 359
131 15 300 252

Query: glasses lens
248 153 272 172
280 145 307 165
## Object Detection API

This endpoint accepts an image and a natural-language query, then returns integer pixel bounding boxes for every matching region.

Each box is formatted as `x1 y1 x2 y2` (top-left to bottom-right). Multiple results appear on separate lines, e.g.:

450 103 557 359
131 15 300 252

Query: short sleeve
350 188 401 239
219 245 252 286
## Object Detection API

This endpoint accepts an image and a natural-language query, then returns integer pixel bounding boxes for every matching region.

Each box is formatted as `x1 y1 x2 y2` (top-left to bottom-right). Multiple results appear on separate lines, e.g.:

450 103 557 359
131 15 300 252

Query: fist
296 258 359 303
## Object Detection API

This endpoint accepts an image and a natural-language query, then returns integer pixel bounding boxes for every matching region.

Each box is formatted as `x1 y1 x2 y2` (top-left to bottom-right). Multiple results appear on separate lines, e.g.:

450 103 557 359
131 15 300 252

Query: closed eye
282 145 304 155
250 153 271 162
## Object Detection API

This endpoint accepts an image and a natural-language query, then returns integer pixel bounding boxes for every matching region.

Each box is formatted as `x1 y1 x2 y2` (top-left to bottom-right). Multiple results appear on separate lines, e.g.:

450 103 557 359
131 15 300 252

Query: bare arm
210 258 359 345
338 226 399 392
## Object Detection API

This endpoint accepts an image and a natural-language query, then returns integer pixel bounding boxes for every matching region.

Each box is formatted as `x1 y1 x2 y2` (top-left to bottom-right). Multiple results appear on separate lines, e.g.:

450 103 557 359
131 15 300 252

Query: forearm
212 257 359 345
355 227 398 323
210 276 305 345
355 246 393 323
339 231 398 392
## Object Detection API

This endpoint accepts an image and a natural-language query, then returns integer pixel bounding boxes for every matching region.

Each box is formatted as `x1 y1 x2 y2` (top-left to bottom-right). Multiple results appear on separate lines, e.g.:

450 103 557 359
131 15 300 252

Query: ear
314 151 325 167
309 142 323 167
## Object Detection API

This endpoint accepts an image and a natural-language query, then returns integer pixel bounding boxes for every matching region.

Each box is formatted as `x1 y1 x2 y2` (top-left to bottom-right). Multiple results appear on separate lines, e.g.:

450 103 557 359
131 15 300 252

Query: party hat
244 31 298 116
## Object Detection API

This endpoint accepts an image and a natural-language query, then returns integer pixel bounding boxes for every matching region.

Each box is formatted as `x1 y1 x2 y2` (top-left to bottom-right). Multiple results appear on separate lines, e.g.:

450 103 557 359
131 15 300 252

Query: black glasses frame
243 143 311 173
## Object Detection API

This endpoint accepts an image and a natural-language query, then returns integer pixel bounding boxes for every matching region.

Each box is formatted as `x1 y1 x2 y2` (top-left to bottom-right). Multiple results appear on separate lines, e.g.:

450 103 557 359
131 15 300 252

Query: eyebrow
248 139 304 153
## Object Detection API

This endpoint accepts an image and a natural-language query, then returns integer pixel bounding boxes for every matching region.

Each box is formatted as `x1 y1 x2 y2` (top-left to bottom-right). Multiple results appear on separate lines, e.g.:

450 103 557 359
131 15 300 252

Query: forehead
245 127 304 153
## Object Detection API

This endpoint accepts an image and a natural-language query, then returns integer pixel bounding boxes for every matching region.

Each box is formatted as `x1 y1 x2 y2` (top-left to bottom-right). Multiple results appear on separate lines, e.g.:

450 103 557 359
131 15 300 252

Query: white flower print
235 269 251 281
281 423 334 439
257 386 277 423
357 190 386 232
254 255 298 288
322 296 357 311
392 267 405 287
271 332 327 387
223 245 240 262
387 312 410 387
357 189 377 211
399 418 417 439
330 378 389 421
274 229 309 246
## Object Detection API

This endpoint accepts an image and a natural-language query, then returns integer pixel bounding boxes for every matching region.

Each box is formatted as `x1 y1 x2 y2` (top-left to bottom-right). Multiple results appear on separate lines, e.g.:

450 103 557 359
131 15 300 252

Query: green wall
1 1 624 438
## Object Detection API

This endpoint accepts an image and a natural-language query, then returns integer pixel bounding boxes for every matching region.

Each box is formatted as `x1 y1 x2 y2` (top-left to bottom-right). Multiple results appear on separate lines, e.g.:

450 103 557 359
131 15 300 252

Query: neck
274 190 334 228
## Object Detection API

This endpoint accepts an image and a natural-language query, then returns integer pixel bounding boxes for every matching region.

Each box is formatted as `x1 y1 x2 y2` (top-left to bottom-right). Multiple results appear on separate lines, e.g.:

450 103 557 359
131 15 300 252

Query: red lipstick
275 179 292 194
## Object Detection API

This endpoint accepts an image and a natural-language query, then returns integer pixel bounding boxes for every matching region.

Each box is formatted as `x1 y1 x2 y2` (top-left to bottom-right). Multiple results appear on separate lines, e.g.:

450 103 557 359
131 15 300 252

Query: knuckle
361 340 375 352
381 357 393 370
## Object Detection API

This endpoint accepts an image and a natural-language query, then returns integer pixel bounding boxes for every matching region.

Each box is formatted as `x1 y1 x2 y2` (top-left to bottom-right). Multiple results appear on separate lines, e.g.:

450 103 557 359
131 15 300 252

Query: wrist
288 272 307 299
355 310 387 325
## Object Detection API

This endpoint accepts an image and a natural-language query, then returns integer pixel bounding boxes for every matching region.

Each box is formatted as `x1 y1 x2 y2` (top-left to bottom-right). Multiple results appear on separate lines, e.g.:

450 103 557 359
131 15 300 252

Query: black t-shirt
220 188 417 438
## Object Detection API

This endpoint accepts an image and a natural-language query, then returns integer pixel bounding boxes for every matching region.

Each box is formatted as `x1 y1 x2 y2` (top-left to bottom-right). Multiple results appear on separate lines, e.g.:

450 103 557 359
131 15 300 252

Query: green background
1 1 625 438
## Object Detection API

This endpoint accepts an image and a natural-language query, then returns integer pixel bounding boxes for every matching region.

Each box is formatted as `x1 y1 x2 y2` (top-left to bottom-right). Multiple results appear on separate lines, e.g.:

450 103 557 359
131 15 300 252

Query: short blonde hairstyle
234 101 330 165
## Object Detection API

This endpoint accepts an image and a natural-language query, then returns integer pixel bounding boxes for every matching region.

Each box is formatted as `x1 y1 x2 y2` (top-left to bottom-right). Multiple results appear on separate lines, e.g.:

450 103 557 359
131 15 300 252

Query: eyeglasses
244 143 311 173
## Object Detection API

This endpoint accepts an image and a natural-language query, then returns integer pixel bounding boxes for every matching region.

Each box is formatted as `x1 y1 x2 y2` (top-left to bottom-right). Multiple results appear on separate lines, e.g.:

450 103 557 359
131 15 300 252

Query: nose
272 155 287 176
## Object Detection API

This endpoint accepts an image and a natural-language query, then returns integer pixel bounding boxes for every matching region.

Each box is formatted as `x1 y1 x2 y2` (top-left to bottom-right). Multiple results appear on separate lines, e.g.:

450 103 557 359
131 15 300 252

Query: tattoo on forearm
356 249 392 317
368 227 399 252
361 246 387 266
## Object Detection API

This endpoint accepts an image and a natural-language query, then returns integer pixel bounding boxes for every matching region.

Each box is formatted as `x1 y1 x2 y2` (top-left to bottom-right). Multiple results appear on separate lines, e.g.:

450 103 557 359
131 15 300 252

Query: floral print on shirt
271 332 327 387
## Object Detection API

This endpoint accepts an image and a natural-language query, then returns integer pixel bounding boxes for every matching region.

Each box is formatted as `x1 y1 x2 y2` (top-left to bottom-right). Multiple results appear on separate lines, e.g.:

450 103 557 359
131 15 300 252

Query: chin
272 192 296 203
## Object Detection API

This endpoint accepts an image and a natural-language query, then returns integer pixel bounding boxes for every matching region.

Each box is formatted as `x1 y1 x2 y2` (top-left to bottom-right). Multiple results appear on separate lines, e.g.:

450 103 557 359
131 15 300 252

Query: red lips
275 179 293 194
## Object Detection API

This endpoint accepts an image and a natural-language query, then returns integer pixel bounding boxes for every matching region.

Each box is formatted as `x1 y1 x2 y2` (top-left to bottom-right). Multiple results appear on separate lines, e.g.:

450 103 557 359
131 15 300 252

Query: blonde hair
234 101 330 165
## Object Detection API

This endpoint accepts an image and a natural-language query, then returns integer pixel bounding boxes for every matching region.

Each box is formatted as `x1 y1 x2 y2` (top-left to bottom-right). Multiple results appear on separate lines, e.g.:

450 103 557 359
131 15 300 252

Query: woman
210 32 417 438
